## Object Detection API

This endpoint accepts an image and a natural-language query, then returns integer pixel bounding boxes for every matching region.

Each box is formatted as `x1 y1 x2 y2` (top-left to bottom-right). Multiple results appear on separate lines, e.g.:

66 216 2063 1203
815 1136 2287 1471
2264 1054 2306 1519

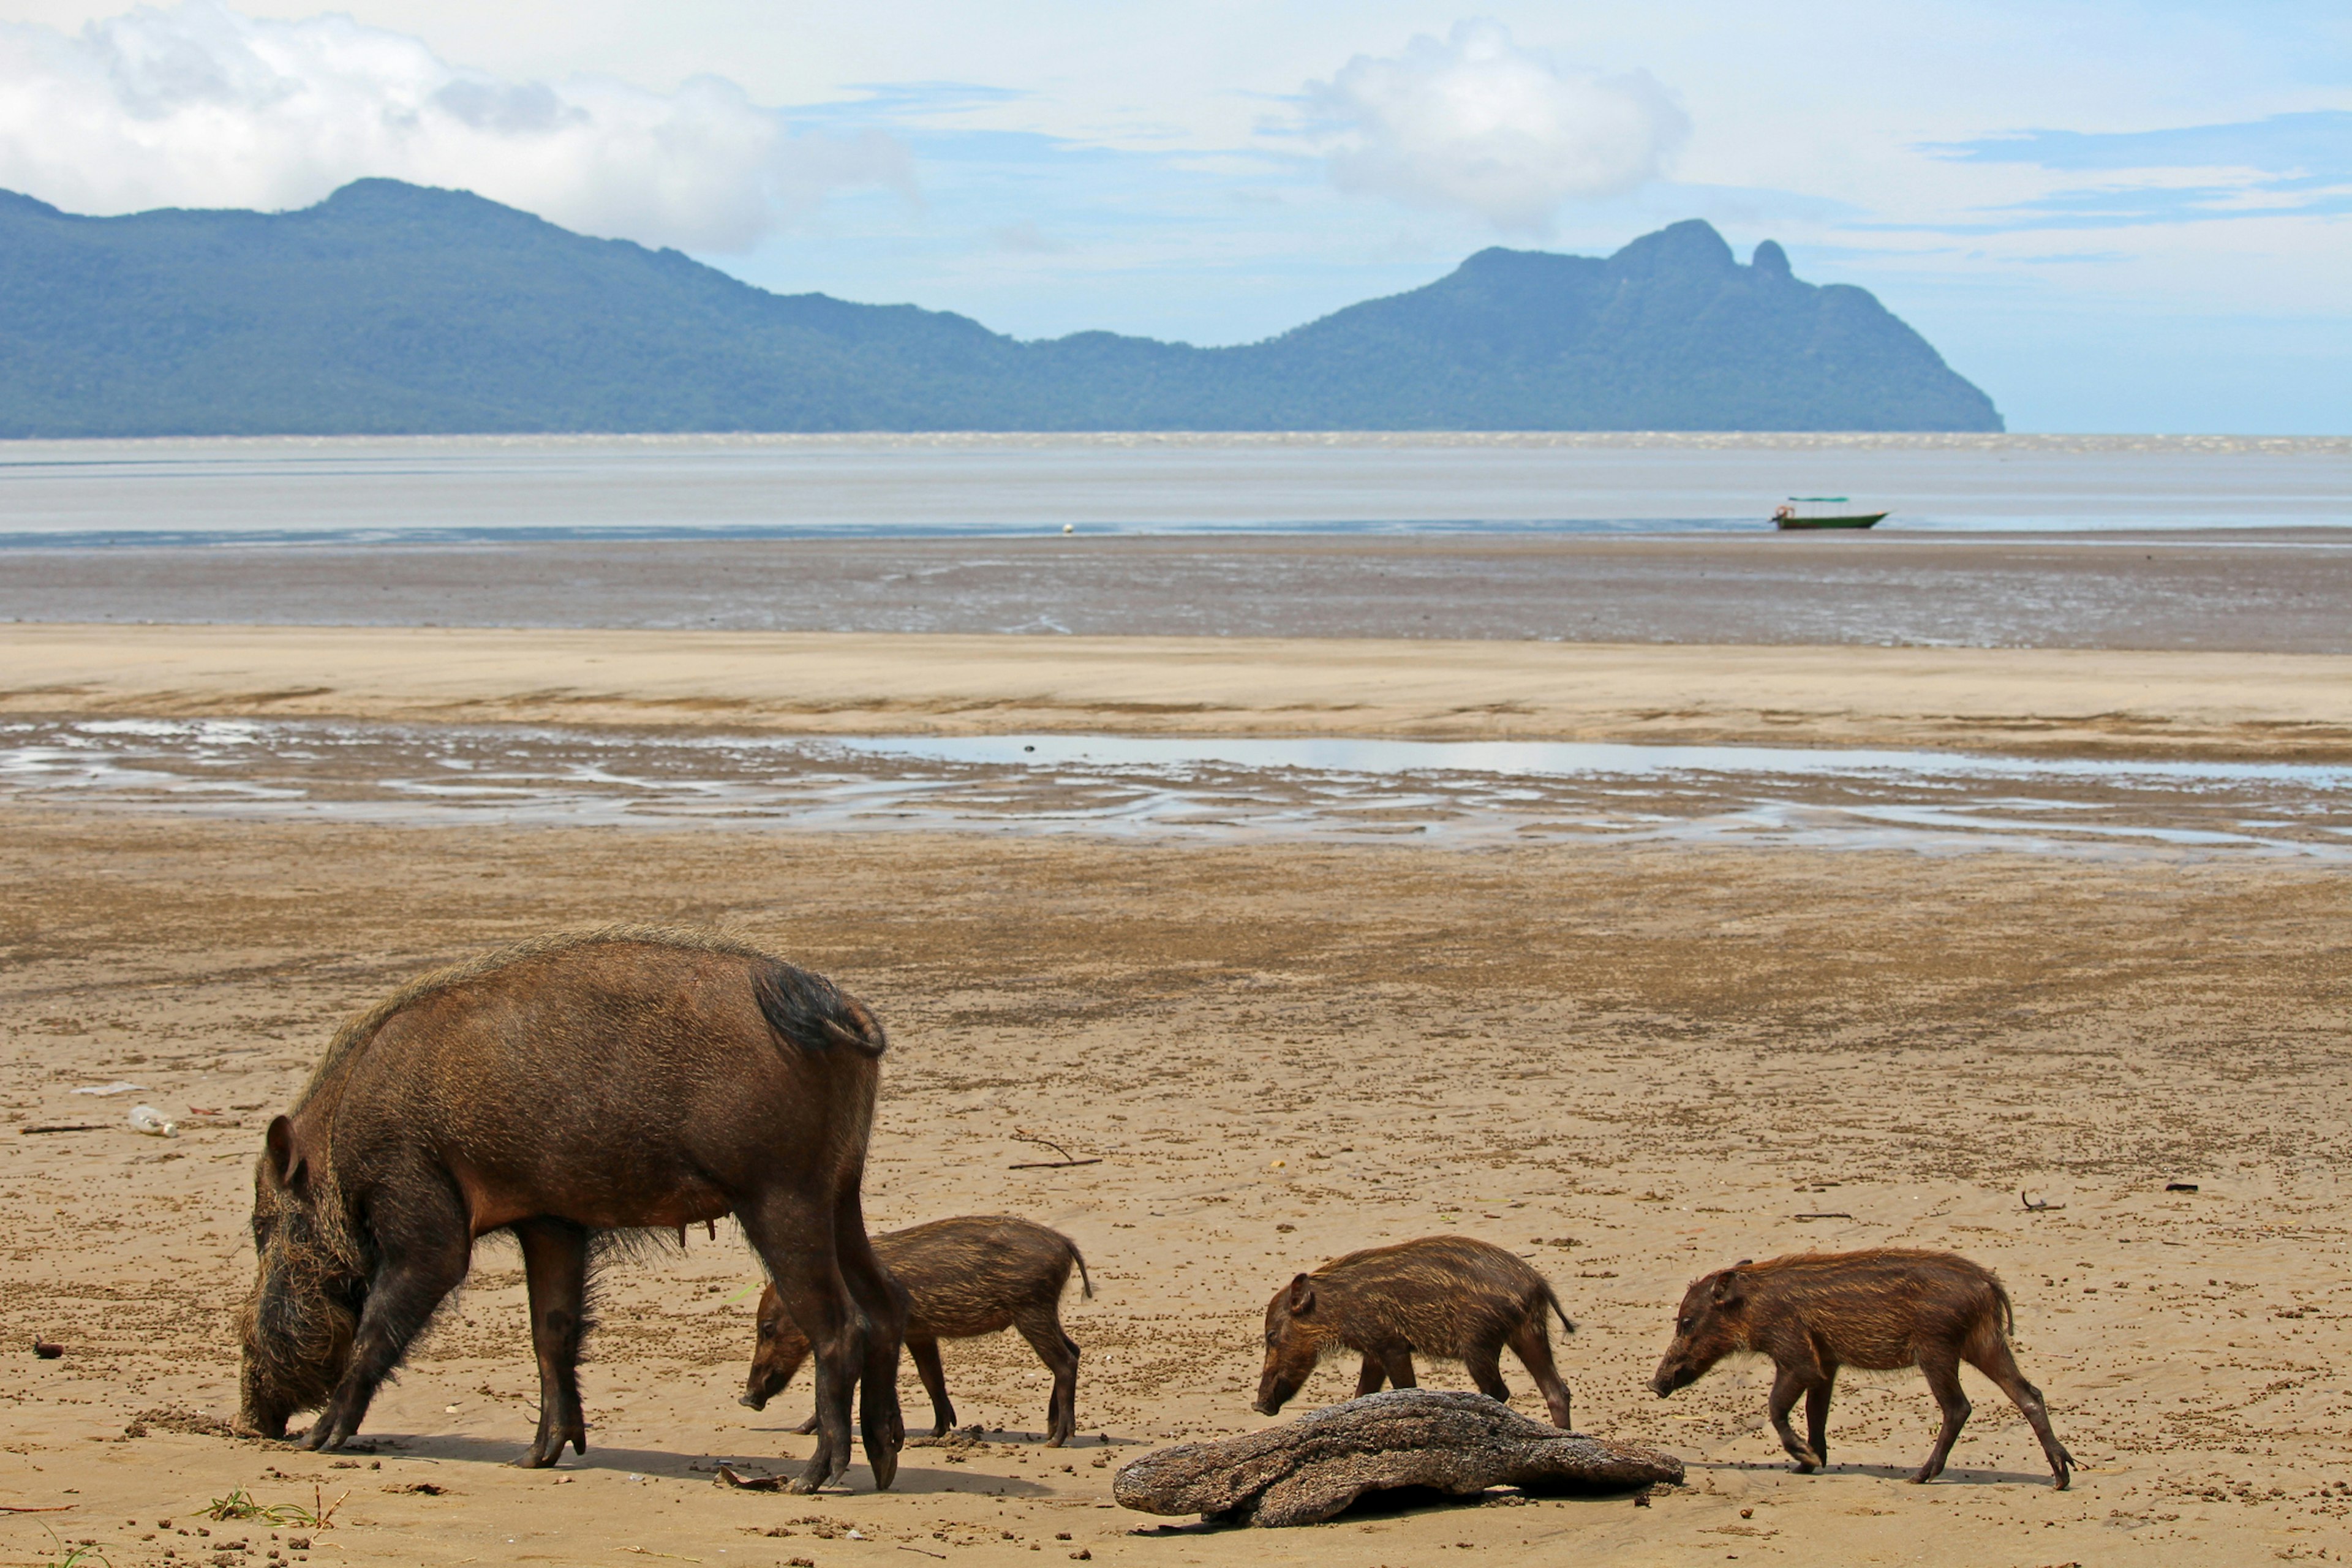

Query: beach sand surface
7 622 2352 760
3 815 2348 1568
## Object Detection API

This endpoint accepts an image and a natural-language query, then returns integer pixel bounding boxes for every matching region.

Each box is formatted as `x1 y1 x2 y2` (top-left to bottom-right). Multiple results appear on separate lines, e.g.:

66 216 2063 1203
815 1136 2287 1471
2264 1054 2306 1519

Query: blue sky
2 1 2346 431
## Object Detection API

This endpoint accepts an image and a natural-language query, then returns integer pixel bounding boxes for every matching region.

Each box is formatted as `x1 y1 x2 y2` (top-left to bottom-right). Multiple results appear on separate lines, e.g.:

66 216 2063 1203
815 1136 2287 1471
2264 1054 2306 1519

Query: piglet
1651 1248 2073 1488
1255 1234 1575 1428
744 1214 1091 1446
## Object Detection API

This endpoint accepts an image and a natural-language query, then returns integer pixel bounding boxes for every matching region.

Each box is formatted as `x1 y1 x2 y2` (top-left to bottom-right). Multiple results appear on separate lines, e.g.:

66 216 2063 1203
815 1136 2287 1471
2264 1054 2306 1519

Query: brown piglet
1255 1234 1575 1427
1651 1248 2073 1488
744 1215 1092 1446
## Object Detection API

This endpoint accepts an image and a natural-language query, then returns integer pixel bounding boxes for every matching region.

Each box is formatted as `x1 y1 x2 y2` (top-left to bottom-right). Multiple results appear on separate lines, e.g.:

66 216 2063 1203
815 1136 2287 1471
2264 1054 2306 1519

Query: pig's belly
1830 1331 1923 1371
448 1151 736 1235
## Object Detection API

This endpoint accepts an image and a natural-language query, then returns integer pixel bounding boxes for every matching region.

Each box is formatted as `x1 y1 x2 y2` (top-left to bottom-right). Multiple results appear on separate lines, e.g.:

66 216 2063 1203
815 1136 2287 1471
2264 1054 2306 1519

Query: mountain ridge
0 179 2003 435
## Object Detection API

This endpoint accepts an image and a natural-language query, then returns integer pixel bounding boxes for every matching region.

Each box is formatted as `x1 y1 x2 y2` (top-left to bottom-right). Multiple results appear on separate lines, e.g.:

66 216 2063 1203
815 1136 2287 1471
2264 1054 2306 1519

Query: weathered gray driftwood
1112 1390 1684 1528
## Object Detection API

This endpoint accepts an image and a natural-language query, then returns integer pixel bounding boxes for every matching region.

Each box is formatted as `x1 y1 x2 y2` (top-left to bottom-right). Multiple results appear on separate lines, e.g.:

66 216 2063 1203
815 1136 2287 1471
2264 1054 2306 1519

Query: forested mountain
0 179 2002 435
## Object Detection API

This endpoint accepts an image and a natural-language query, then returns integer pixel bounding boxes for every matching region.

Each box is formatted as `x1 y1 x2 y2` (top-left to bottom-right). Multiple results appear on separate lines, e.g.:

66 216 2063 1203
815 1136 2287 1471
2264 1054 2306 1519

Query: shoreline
9 429 2348 451
6 622 2352 761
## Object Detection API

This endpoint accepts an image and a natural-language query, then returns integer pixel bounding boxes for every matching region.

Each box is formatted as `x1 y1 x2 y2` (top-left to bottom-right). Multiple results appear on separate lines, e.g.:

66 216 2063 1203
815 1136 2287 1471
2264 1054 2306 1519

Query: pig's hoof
793 1452 847 1494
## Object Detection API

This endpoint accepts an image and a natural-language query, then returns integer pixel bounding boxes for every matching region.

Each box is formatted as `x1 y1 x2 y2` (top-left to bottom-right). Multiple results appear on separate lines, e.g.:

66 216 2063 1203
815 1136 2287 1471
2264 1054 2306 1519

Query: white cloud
0 1 913 250
1305 19 1687 234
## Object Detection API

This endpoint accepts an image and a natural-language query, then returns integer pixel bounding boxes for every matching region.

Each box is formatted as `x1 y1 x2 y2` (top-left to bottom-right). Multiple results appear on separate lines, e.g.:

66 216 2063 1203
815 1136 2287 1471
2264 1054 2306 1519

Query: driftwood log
1112 1390 1685 1528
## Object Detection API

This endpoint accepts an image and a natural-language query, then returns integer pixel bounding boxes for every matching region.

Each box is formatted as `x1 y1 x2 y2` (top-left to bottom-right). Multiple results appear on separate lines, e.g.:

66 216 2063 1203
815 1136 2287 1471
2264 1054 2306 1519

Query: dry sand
3 813 2349 1567
7 622 2352 760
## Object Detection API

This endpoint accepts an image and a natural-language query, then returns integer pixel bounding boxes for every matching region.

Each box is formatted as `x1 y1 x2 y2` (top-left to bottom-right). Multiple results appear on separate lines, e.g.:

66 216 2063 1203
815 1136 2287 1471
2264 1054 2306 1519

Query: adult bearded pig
233 926 908 1493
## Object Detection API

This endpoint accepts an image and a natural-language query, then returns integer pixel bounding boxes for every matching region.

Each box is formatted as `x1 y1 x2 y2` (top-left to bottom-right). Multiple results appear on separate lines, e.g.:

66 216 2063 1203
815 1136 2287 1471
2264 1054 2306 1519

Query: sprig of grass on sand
203 1485 346 1529
33 1522 110 1568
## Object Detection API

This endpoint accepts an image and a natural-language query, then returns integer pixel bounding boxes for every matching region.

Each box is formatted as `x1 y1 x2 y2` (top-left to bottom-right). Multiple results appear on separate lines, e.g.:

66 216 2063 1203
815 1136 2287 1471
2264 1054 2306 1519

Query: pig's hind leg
514 1218 592 1466
1967 1337 2073 1490
907 1336 955 1438
739 1193 861 1493
1506 1314 1574 1430
834 1193 907 1488
1013 1308 1080 1446
1912 1348 1972 1484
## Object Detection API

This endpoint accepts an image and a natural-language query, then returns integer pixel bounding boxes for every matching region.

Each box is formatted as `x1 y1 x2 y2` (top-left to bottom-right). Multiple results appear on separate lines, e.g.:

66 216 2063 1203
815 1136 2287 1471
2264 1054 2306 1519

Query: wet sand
6 521 2350 1564
5 531 2351 652
2 715 2345 856
6 622 2352 761
3 816 2349 1567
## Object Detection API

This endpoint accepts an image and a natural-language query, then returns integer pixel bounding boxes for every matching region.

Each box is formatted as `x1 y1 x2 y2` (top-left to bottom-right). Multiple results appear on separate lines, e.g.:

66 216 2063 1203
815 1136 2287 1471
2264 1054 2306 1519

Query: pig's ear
1709 1269 1744 1308
263 1115 309 1194
1286 1275 1317 1315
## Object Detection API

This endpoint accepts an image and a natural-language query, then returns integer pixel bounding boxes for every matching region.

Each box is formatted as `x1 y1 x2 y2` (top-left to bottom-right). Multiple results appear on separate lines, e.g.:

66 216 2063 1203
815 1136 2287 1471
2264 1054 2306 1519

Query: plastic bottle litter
72 1081 147 1097
127 1104 179 1138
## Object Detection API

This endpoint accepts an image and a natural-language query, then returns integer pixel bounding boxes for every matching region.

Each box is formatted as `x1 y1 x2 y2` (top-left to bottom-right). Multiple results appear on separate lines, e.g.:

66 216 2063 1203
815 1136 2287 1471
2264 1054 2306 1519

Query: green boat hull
1774 513 1887 530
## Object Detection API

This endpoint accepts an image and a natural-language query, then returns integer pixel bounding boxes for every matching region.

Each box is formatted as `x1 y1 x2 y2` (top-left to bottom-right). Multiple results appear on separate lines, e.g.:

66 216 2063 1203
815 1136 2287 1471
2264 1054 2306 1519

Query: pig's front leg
1766 1365 1822 1471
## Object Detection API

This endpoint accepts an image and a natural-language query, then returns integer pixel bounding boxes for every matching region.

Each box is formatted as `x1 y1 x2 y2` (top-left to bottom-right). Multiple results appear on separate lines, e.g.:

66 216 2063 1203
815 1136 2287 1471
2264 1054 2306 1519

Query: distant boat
1773 497 1887 530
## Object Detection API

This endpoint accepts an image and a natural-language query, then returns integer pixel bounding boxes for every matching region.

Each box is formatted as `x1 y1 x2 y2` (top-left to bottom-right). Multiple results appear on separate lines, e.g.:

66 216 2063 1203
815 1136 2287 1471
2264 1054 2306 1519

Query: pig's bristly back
292 924 820 1111
1308 1235 1555 1357
1725 1249 2015 1367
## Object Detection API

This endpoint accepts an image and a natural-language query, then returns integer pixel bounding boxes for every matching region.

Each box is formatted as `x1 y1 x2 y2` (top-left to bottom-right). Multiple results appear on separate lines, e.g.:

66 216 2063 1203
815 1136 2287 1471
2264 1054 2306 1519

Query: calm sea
1 432 2343 545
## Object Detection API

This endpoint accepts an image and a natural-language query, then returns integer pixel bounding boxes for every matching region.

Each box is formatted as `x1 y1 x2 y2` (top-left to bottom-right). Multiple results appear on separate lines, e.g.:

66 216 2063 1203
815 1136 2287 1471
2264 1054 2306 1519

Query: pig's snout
1651 1360 1697 1398
738 1391 766 1411
1251 1368 1297 1417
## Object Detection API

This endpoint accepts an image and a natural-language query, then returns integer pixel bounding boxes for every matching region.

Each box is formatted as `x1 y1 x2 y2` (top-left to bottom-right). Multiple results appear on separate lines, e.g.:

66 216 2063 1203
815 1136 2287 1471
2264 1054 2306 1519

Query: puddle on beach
1 717 2345 858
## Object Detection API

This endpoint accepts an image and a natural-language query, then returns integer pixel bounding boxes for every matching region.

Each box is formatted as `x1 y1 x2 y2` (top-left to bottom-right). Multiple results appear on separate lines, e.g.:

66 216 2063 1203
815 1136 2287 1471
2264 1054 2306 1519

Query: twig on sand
899 1547 948 1559
620 1548 703 1562
1010 1129 1103 1170
713 1464 786 1492
1792 1213 1853 1222
1 1504 75 1512
2020 1190 2065 1212
18 1125 107 1136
